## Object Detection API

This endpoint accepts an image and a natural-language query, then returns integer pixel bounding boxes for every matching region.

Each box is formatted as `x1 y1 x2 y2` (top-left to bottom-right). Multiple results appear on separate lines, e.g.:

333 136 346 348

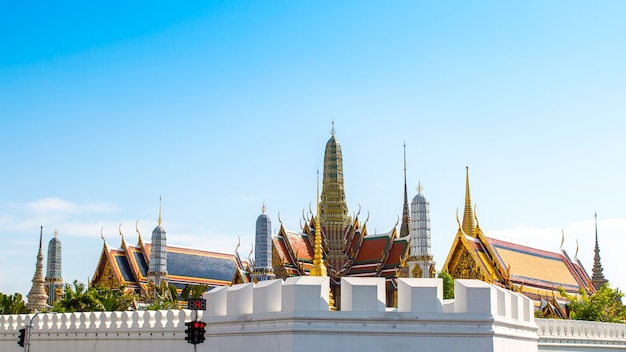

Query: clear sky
1 1 625 297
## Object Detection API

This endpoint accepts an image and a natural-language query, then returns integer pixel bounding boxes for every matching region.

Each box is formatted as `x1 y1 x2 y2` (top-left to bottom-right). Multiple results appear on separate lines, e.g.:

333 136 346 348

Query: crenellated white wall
0 278 624 352
202 277 538 352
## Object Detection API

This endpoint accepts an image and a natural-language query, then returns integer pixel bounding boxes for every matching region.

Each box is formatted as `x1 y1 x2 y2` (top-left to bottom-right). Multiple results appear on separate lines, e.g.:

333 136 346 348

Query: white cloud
27 198 78 213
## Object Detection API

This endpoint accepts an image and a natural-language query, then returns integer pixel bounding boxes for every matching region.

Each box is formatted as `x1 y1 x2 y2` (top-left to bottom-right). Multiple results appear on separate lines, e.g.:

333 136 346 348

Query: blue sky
1 1 625 296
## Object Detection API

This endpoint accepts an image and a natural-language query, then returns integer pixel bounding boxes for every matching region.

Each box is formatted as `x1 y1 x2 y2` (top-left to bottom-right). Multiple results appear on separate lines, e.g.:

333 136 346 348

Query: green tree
143 280 178 310
53 280 104 313
438 270 454 299
94 285 137 311
181 284 209 301
0 292 29 314
558 284 626 323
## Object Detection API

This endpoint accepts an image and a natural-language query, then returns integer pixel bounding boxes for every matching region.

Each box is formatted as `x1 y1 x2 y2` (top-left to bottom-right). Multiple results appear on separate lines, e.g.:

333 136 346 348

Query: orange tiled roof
486 237 591 293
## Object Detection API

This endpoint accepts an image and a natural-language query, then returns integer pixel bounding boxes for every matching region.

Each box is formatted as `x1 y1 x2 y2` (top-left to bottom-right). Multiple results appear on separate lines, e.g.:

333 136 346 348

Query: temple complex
443 167 596 306
270 124 412 306
90 206 249 295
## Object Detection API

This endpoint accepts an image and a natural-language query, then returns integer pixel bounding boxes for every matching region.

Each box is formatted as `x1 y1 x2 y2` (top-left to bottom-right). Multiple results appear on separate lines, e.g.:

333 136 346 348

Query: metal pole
194 309 198 352
26 311 40 352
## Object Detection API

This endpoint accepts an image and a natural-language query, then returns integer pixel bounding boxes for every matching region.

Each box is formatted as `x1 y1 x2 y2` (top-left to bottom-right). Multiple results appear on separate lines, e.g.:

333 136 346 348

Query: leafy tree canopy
437 270 455 299
558 284 626 323
53 281 138 313
0 292 29 314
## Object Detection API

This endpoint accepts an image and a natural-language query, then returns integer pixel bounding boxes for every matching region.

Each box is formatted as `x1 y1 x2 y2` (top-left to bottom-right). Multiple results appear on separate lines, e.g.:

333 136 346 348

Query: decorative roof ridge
394 233 411 241
365 230 395 238
486 236 566 257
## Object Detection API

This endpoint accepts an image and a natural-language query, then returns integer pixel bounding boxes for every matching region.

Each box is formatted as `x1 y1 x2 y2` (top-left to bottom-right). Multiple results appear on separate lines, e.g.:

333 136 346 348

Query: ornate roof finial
54 228 58 238
158 195 162 226
331 120 335 137
119 223 125 245
100 227 107 246
417 182 423 194
39 225 43 249
311 167 327 277
136 220 140 236
462 166 476 237
262 203 266 214
560 229 565 250
574 239 579 260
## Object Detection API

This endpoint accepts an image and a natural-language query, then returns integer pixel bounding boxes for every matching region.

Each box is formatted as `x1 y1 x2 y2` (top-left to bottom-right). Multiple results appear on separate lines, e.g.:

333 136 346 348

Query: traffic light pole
26 311 40 352
193 309 198 352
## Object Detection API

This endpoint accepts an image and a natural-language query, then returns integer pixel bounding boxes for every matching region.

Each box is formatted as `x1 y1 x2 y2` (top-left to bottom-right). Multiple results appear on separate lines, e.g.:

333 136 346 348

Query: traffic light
17 328 26 347
183 320 207 345
184 321 194 344
194 320 206 344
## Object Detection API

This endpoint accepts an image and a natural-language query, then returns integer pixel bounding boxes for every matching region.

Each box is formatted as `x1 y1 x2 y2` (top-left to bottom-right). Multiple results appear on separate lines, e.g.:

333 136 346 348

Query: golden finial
462 166 476 236
416 182 423 194
277 211 282 224
54 228 58 238
100 227 107 245
311 167 327 277
560 229 565 249
261 203 266 214
330 120 336 137
235 235 241 254
575 239 579 259
455 208 461 230
158 195 162 226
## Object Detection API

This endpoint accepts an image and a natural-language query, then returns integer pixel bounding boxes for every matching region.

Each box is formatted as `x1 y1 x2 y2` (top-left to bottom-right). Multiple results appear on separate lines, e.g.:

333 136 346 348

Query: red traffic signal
184 320 207 345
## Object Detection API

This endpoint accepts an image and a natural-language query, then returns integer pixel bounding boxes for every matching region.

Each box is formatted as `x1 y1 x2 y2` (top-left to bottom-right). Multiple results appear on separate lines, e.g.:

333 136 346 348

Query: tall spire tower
462 166 476 237
27 226 49 311
407 183 435 278
399 142 410 238
45 229 63 306
147 196 168 285
591 212 608 290
320 122 349 273
252 204 275 282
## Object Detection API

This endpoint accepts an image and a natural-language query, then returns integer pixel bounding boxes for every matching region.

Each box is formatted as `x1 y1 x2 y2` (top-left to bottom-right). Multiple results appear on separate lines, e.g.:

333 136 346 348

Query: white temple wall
1 278 625 352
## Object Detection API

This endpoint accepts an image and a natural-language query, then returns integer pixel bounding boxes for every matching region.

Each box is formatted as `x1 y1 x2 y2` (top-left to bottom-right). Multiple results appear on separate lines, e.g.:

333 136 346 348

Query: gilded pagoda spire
320 122 349 273
27 226 49 311
311 169 327 277
591 211 608 290
399 142 410 238
462 166 476 236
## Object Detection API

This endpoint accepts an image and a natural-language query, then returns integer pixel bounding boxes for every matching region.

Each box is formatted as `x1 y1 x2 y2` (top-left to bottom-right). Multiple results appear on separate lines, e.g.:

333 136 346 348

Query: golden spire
157 195 162 226
462 166 476 236
331 120 336 137
417 182 423 194
311 168 327 277
262 203 266 214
